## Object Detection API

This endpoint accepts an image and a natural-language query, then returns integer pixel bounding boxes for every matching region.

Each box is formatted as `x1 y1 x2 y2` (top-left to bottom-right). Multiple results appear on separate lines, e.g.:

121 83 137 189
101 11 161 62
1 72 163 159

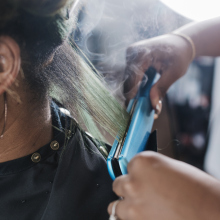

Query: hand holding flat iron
124 34 192 118
124 17 220 118
108 152 220 220
109 17 220 220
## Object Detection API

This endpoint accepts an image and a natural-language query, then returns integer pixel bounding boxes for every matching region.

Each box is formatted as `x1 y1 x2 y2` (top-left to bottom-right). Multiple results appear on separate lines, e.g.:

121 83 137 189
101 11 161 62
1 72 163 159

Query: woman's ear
0 36 21 95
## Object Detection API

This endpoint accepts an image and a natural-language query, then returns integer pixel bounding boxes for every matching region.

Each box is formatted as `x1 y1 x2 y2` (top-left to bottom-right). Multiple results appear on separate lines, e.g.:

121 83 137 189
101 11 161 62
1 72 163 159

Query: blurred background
74 0 220 178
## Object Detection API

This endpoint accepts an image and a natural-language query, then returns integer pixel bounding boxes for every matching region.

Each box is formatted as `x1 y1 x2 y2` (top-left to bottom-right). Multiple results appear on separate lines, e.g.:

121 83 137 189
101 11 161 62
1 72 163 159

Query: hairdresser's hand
124 34 193 116
108 152 220 220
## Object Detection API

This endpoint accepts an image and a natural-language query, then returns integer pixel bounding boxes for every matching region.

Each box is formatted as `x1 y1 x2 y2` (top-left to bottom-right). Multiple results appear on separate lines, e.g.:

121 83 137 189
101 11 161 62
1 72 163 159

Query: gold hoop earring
0 92 7 139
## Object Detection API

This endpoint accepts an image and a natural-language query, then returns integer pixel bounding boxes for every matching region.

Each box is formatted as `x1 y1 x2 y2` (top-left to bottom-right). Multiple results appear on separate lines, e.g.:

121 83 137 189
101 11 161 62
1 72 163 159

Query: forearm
202 181 220 220
175 17 220 57
108 152 220 220
185 167 220 220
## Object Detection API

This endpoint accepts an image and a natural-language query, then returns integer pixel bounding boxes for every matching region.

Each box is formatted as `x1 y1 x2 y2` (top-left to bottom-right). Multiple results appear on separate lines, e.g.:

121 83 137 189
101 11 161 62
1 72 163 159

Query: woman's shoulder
48 108 117 220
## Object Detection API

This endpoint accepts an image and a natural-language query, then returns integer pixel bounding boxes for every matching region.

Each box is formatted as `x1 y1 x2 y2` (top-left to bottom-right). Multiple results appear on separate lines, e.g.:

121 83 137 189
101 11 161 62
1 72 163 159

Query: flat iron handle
107 67 157 180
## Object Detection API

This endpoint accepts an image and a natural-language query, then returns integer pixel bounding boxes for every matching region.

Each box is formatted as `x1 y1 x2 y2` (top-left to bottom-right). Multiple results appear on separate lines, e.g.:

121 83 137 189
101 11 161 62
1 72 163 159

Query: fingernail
156 104 160 111
155 100 162 114
156 104 160 114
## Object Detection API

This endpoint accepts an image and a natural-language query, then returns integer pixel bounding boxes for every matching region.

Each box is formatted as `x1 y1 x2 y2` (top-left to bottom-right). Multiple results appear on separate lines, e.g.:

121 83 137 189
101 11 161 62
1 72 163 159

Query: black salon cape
0 102 117 220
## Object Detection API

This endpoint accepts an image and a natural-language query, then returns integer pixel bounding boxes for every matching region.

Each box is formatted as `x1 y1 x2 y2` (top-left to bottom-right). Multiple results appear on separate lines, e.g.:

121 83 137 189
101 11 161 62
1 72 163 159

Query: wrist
173 21 210 57
170 32 196 61
202 181 220 220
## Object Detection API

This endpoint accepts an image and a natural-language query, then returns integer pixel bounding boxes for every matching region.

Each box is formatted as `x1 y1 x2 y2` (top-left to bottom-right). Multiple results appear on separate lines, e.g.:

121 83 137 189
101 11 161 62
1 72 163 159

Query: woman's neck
0 89 53 163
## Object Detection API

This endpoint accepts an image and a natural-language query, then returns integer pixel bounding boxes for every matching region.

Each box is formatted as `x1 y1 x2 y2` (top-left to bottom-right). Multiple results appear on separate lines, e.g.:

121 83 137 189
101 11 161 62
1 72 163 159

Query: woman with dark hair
0 0 130 219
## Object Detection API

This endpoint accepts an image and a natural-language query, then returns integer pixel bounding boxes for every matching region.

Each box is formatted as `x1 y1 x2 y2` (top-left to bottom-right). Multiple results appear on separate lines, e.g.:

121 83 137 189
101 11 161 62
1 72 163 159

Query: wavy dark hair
0 0 129 142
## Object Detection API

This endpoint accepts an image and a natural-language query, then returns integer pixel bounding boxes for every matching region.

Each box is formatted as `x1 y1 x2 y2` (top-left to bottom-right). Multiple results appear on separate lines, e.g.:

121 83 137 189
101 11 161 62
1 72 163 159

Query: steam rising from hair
0 0 190 144
76 0 190 98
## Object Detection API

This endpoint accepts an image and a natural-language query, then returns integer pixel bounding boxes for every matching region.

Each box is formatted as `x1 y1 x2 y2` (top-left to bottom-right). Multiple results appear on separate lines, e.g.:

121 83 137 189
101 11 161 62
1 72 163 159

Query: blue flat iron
107 67 158 180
